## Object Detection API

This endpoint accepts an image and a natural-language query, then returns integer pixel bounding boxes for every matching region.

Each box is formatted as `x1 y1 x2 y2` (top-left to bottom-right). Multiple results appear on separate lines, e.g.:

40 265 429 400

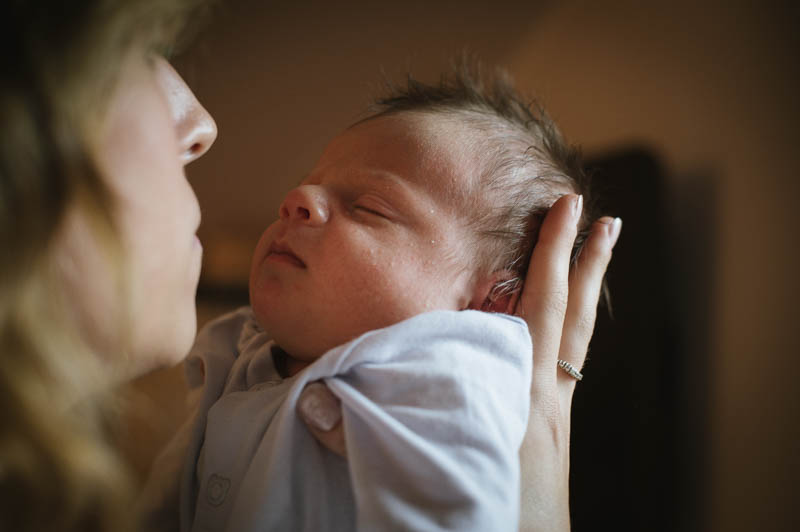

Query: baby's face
249 113 485 361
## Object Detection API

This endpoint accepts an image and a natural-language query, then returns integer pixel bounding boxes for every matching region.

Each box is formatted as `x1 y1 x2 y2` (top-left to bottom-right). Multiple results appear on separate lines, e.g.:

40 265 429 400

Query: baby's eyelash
353 205 387 218
353 205 396 220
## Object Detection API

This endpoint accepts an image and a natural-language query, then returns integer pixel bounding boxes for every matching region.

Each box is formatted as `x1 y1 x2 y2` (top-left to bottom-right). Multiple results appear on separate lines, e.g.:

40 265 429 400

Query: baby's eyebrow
308 167 434 217
300 168 404 189
353 168 406 188
342 170 417 202
349 169 440 220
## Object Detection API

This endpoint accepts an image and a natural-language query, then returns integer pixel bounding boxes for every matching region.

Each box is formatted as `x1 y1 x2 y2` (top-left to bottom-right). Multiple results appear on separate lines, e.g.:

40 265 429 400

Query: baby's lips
266 240 307 268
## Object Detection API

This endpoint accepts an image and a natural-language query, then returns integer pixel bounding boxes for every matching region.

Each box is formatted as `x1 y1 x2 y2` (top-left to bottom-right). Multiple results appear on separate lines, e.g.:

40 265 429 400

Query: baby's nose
279 185 329 226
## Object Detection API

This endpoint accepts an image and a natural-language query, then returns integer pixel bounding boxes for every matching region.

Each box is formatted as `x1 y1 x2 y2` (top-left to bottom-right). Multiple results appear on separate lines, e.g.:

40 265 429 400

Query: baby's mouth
266 241 306 268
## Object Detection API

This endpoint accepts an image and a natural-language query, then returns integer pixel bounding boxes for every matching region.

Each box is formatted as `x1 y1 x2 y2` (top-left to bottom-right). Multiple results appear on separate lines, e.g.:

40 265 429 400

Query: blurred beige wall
128 1 797 530
501 3 799 532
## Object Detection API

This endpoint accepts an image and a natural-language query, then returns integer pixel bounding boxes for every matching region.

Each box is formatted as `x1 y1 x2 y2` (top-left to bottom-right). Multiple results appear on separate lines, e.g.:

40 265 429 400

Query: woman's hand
516 194 620 531
297 194 621 530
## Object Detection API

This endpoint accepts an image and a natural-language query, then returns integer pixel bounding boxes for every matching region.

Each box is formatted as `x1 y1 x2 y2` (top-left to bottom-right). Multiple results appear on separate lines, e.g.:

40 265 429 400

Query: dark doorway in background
571 148 710 532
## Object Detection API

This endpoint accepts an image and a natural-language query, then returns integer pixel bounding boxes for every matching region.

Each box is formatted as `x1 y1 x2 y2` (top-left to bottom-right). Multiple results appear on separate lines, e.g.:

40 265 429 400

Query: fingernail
608 217 622 247
298 383 341 431
573 195 583 220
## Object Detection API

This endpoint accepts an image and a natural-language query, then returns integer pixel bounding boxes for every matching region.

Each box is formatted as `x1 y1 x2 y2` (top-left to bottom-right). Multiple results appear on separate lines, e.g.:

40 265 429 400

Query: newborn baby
144 65 591 532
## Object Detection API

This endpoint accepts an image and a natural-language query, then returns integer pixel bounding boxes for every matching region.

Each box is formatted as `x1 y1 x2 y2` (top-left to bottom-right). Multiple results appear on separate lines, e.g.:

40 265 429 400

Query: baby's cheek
338 262 412 324
379 261 445 315
331 232 443 319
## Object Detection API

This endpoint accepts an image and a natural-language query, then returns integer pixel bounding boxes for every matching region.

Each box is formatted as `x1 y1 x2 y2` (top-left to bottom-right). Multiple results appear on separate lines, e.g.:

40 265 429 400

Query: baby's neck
272 344 312 378
286 357 310 377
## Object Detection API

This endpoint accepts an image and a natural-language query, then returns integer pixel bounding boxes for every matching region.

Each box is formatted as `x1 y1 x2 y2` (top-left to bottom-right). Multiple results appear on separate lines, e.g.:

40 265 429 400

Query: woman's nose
154 58 218 164
279 185 329 226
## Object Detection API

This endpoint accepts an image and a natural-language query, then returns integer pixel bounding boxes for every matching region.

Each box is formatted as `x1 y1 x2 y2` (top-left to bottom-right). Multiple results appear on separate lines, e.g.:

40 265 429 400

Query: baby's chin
255 306 381 364
255 313 352 362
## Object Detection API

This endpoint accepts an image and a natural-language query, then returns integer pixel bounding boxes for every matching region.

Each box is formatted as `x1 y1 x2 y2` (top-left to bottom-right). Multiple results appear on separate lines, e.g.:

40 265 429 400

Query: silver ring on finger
557 359 583 381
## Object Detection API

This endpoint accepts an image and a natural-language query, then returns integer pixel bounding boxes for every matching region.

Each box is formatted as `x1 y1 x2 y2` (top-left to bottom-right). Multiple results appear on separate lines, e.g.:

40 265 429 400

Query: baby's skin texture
249 112 510 375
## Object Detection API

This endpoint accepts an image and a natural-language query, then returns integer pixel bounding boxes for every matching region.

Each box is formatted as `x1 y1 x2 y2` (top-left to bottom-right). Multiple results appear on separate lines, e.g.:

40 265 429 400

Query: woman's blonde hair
0 1 208 530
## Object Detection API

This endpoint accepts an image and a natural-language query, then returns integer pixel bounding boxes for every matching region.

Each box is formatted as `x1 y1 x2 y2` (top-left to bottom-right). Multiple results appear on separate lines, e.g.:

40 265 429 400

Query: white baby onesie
177 307 531 532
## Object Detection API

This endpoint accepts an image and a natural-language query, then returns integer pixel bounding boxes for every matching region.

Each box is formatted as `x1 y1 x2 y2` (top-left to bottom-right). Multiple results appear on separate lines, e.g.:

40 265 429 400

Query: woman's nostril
297 207 310 219
182 142 206 163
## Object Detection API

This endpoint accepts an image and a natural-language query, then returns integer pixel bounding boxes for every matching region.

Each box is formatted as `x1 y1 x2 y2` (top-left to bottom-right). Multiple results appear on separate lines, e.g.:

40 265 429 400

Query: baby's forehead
346 112 486 204
384 111 482 165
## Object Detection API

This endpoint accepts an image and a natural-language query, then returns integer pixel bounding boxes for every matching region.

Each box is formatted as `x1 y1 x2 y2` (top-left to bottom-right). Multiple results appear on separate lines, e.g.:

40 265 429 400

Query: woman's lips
266 241 306 268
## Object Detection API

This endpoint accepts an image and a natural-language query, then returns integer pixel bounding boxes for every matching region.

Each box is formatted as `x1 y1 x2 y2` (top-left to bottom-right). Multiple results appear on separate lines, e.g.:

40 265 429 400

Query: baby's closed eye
353 204 389 218
351 195 396 220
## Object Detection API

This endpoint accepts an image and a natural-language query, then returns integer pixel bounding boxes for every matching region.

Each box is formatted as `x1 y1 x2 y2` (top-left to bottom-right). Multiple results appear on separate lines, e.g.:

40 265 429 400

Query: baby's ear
467 270 520 314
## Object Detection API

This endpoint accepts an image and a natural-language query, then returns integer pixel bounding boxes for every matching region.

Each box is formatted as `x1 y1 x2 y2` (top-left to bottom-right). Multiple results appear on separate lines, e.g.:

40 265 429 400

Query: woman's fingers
297 381 348 457
557 217 621 397
517 195 581 532
518 194 582 385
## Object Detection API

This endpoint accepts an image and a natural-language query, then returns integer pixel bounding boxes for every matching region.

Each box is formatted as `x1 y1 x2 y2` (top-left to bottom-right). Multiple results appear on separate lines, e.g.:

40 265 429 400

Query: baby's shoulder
312 310 532 426
324 310 531 375
186 306 256 388
376 309 528 350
